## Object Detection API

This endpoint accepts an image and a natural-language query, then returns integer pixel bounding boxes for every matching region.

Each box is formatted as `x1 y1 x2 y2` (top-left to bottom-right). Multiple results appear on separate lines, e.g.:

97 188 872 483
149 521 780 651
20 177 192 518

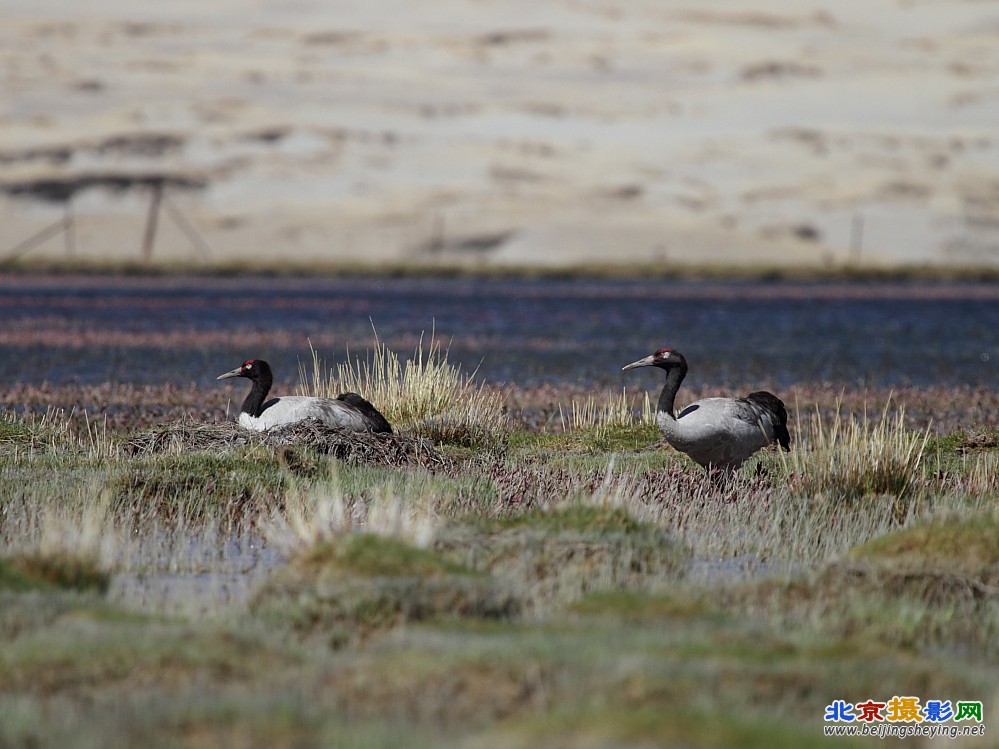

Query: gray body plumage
237 395 381 432
660 396 780 470
623 348 789 472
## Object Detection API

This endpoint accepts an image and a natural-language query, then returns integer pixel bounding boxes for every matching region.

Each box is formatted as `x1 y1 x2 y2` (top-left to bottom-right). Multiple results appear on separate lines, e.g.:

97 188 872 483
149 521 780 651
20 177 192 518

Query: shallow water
107 533 281 618
1 274 997 390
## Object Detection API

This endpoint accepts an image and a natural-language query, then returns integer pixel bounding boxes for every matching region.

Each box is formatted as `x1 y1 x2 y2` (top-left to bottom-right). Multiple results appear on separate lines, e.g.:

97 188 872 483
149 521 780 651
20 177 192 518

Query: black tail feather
336 392 393 433
745 391 790 451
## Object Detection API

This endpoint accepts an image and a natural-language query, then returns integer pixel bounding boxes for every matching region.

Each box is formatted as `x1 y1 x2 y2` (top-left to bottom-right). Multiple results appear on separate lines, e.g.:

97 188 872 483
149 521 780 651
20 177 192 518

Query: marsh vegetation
1 340 997 748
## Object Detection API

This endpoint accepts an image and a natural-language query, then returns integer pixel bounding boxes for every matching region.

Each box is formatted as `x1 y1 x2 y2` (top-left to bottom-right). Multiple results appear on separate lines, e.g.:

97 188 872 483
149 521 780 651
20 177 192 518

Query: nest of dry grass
123 421 255 455
123 418 452 470
267 420 452 471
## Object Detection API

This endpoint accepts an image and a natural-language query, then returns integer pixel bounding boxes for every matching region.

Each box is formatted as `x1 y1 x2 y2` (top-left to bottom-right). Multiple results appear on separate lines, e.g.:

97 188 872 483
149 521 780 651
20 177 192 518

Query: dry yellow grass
263 476 439 555
558 389 657 435
783 399 930 500
299 333 506 445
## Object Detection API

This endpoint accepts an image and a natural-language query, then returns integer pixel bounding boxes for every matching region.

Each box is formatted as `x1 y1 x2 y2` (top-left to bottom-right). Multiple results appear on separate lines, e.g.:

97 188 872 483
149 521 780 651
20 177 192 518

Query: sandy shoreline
2 0 998 270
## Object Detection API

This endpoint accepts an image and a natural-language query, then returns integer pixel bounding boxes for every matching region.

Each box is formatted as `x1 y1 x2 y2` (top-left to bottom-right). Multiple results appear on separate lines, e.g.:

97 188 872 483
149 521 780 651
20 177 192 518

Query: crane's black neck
656 361 687 419
240 367 273 417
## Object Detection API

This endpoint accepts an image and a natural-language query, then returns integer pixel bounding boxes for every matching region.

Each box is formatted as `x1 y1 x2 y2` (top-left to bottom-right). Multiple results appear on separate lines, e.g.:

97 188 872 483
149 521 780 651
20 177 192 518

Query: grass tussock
251 533 519 648
0 408 117 459
0 488 121 593
0 554 109 593
113 452 282 526
784 400 930 500
300 334 506 446
849 510 999 581
721 510 999 659
264 478 440 553
299 533 466 578
935 450 999 498
435 501 688 617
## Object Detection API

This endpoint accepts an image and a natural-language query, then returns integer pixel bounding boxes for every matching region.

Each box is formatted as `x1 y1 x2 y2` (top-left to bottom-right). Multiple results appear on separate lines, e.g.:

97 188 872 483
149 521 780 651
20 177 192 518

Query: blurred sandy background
1 0 998 271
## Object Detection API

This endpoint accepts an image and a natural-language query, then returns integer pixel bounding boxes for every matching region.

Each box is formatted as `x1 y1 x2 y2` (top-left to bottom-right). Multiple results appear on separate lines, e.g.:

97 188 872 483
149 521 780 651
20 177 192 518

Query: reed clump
0 408 117 459
300 334 506 446
263 477 442 553
784 401 930 500
560 389 644 433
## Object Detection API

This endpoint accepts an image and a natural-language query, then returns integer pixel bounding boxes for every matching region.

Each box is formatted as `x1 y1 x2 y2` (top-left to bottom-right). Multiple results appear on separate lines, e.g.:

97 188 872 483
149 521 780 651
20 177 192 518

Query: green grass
300 533 473 578
1 383 998 748
0 417 33 444
568 589 724 622
251 534 519 648
0 554 109 593
507 421 663 454
465 504 652 535
851 511 999 573
111 451 287 524
10 253 999 282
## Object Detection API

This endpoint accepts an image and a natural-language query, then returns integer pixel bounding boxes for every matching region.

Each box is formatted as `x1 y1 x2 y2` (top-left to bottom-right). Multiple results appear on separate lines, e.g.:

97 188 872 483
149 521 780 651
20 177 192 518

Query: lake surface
0 274 997 389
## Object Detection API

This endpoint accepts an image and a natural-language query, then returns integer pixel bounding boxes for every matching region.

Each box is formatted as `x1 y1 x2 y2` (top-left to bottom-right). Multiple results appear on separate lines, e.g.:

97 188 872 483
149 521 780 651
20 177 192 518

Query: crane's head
621 348 684 371
217 359 271 381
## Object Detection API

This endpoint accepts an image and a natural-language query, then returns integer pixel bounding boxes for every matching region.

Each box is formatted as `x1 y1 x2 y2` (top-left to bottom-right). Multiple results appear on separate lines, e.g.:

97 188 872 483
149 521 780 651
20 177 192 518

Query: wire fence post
163 193 213 260
3 181 212 266
141 180 165 262
64 199 75 257
849 213 864 265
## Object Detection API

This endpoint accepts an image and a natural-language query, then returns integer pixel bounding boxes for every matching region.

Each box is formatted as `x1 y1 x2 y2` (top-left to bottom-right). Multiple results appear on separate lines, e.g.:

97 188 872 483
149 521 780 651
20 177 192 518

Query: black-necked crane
622 348 789 473
217 359 392 433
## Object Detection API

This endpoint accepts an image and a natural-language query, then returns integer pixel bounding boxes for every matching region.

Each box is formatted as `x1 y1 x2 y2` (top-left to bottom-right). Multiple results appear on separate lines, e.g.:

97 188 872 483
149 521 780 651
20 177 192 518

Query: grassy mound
0 553 109 593
112 451 283 524
0 408 114 458
823 511 999 607
724 511 999 659
434 505 688 616
849 512 999 575
250 534 519 648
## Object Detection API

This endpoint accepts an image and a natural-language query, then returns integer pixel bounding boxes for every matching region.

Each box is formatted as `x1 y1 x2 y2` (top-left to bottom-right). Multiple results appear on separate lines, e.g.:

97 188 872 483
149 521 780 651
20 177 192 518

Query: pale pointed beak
621 355 656 371
216 366 244 380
